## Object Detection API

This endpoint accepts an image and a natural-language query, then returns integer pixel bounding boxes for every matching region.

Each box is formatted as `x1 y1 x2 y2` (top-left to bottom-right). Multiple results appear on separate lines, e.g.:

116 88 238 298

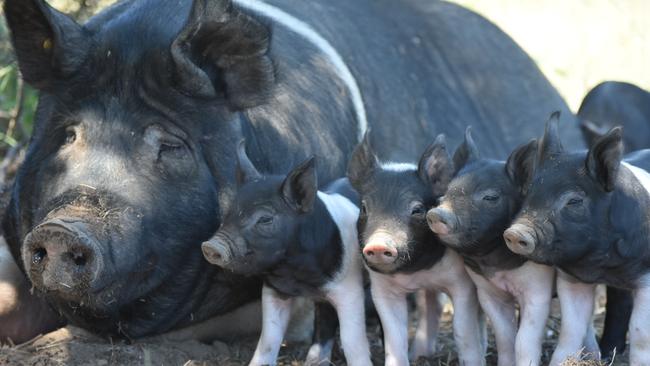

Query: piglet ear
537 111 564 164
236 140 262 185
452 127 480 174
586 127 623 192
4 0 90 90
282 157 318 214
347 130 378 190
171 0 275 109
418 134 454 196
505 139 538 193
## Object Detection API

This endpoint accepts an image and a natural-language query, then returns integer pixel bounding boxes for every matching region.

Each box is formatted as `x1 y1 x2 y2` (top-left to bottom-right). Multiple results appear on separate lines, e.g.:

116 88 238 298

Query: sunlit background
0 0 648 153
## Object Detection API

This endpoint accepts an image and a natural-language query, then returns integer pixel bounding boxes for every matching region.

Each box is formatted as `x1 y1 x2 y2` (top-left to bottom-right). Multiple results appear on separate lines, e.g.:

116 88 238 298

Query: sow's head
347 132 452 274
504 112 630 267
202 142 318 275
2 0 274 335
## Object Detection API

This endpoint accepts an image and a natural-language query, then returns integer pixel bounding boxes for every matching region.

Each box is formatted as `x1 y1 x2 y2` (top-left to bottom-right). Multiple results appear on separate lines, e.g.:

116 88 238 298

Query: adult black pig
1 0 580 340
578 81 650 151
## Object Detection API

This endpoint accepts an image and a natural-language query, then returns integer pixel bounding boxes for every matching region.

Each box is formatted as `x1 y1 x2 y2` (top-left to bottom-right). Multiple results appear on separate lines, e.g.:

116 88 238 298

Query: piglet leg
449 281 486 366
630 282 650 366
550 272 597 366
305 302 337 366
329 278 372 366
410 289 442 360
472 280 517 366
516 286 552 365
249 285 293 366
370 275 409 366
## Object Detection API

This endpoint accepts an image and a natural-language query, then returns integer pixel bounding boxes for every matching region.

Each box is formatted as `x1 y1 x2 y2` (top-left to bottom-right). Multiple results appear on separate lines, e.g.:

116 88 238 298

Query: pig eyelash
567 197 583 205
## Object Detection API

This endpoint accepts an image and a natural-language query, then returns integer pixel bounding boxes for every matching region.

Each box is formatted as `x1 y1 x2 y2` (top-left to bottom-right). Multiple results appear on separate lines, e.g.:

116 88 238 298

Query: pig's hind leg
305 301 338 366
409 289 442 360
629 281 650 366
249 285 294 366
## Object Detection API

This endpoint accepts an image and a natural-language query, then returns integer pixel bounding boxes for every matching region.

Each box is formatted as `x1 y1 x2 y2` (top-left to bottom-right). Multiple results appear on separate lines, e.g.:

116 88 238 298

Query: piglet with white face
348 132 486 366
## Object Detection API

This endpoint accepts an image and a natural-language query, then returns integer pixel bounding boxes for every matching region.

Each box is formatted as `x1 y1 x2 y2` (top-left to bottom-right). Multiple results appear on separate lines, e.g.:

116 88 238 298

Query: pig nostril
518 240 528 248
383 251 393 257
32 248 47 265
73 252 87 266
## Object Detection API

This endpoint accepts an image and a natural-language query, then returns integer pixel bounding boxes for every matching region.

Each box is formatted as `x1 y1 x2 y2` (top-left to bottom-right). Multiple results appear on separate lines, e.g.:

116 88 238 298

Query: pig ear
235 140 262 184
418 134 454 196
537 111 564 163
586 127 623 192
4 0 90 90
505 139 538 193
171 0 275 109
579 119 609 147
347 131 378 190
452 127 480 174
282 157 318 214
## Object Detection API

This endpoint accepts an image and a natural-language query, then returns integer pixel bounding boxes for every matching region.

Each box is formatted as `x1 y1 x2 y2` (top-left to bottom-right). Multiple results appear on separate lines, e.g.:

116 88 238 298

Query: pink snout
363 241 398 265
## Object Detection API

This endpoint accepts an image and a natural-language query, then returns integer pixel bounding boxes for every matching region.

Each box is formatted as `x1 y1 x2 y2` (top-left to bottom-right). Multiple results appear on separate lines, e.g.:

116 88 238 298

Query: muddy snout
22 218 103 296
426 207 456 235
504 223 537 255
362 232 399 266
202 235 234 267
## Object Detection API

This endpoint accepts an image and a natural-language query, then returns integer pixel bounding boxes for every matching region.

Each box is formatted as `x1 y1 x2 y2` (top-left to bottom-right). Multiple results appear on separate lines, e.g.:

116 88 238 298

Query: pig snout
202 235 234 267
22 218 104 296
504 223 537 255
362 233 398 265
426 207 456 235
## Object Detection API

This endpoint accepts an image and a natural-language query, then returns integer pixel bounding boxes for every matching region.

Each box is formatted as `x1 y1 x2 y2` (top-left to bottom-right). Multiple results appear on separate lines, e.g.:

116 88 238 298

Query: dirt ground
0 293 630 366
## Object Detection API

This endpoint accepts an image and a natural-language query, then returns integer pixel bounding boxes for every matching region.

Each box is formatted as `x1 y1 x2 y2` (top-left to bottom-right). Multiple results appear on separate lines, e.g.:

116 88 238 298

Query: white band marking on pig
622 162 650 196
235 0 368 141
316 191 360 284
380 162 417 172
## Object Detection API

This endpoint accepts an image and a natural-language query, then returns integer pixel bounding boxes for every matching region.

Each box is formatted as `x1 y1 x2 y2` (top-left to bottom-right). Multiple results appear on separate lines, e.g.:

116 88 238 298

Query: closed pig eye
483 195 499 201
256 215 274 226
567 197 583 206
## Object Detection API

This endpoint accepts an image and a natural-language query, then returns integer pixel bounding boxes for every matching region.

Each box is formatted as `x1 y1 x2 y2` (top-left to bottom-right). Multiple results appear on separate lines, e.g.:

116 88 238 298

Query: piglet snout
504 224 536 255
363 233 398 265
426 208 455 235
202 237 233 267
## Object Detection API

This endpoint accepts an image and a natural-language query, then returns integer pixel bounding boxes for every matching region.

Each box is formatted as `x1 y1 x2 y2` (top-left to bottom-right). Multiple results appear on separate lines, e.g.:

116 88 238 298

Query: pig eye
64 127 77 145
567 197 583 206
256 215 274 226
483 195 499 202
159 141 183 153
410 202 426 216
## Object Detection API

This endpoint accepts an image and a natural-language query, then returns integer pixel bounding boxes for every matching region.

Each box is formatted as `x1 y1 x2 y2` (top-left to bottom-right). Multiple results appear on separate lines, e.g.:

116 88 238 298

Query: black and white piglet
201 142 371 366
347 133 485 366
426 128 603 366
505 114 650 365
